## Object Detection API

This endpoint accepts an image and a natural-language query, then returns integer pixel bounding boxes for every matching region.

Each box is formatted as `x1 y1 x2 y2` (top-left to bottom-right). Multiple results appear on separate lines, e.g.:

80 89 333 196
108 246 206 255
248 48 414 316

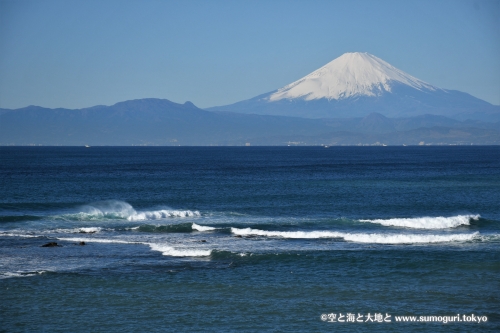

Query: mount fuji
207 52 499 121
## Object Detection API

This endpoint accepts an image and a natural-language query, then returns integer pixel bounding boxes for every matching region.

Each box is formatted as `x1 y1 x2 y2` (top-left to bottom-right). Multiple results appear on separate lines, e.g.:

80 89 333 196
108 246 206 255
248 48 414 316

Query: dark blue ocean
1 146 499 332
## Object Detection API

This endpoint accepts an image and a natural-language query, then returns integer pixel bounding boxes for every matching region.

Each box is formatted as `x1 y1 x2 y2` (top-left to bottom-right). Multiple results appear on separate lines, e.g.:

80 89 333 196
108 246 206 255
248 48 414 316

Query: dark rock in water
78 241 86 246
41 242 60 247
235 235 243 238
200 240 207 243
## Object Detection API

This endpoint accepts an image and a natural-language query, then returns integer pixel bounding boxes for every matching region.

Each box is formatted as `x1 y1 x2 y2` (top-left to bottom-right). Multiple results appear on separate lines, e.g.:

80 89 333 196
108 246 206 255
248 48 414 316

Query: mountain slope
269 52 438 101
207 52 500 121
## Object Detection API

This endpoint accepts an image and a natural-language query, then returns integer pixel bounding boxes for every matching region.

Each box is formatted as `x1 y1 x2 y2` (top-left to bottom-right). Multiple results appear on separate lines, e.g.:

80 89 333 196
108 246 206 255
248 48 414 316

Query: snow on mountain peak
269 52 438 102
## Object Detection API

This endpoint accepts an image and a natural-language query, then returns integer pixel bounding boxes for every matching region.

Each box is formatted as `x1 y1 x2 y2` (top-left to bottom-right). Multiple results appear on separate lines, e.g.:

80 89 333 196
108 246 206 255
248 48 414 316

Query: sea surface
1 146 499 332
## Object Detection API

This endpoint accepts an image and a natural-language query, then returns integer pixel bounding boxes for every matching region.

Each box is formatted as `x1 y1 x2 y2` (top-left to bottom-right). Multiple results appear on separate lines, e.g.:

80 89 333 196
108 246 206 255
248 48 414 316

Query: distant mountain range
1 52 499 146
0 99 332 146
1 98 499 146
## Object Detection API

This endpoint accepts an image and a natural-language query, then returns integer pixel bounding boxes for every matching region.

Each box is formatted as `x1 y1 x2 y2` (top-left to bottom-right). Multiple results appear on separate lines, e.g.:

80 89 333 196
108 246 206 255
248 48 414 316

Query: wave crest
192 223 216 231
359 215 480 229
54 237 211 257
148 243 212 257
0 270 47 279
58 200 200 221
230 227 479 244
128 210 200 221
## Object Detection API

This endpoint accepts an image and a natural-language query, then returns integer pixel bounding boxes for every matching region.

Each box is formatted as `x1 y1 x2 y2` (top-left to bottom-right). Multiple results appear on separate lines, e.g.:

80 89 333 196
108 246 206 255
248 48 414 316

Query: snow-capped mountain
207 52 499 121
269 52 438 101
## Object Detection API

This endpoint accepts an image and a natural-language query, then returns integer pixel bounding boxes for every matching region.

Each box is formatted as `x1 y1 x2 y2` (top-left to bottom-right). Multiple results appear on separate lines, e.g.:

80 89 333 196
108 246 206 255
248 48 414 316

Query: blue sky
0 0 499 109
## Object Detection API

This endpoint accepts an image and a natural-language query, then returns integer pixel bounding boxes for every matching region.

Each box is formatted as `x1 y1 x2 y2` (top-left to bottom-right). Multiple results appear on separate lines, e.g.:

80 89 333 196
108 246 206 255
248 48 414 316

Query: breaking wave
359 215 480 229
0 232 42 238
192 223 217 231
59 200 200 221
55 237 211 257
55 237 139 244
77 227 102 233
46 227 103 234
128 210 200 221
230 227 480 244
131 222 216 233
148 243 212 257
0 270 47 280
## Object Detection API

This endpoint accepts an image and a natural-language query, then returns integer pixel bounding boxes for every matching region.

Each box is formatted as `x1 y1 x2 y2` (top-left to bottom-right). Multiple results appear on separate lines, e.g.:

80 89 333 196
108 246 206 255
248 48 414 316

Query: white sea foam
230 227 479 244
55 237 211 257
0 270 46 279
78 227 102 233
126 226 140 230
148 243 212 257
128 210 200 221
73 201 136 219
55 237 139 244
359 215 480 229
48 227 103 234
0 233 40 238
231 227 342 239
192 223 216 231
60 200 200 221
341 232 479 244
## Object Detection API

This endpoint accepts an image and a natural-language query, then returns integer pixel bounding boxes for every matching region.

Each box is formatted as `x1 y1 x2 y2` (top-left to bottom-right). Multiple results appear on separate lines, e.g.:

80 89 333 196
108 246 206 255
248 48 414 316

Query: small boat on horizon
85 145 90 148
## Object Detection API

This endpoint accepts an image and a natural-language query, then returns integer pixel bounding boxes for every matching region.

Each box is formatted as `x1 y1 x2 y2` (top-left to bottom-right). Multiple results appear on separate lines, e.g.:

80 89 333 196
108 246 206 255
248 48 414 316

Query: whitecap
49 227 103 234
359 215 480 229
148 243 211 257
0 233 40 238
0 270 47 279
56 200 200 222
341 232 479 244
230 227 480 244
77 227 102 233
54 237 212 257
231 227 342 239
55 237 139 244
128 210 200 221
192 223 216 231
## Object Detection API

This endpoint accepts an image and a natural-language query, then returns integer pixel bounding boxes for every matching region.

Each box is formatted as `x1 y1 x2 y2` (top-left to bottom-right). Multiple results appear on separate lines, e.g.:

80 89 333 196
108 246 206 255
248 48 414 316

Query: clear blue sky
1 0 499 109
